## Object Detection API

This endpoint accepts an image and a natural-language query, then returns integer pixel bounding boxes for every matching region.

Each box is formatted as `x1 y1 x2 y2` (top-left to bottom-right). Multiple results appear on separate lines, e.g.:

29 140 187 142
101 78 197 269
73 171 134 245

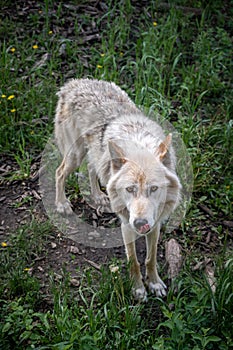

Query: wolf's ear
108 140 127 171
156 133 172 161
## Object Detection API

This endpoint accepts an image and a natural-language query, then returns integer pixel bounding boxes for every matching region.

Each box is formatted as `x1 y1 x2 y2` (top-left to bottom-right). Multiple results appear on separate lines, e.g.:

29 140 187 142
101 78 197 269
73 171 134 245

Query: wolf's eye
150 185 158 192
126 186 135 193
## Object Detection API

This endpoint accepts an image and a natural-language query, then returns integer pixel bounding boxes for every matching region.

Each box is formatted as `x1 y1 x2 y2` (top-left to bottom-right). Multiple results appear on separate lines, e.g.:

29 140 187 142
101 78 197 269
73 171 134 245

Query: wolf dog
54 78 181 301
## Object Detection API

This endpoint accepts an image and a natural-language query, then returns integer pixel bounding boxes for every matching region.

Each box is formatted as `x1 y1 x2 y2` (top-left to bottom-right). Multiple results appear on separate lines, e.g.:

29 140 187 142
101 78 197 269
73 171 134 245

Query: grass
1 222 232 349
0 0 233 349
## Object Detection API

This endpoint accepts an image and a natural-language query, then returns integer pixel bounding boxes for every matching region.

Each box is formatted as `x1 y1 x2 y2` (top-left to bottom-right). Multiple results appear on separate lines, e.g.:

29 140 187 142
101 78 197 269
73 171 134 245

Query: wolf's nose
134 219 150 233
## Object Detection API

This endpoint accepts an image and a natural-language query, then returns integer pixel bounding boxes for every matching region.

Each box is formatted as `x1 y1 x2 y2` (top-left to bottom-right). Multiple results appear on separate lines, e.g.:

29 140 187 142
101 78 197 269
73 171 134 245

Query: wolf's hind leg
55 144 86 215
145 226 167 297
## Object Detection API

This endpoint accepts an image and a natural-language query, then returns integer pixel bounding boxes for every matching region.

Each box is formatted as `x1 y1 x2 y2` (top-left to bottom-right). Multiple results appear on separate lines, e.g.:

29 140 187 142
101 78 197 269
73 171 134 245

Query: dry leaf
32 53 51 70
205 264 216 293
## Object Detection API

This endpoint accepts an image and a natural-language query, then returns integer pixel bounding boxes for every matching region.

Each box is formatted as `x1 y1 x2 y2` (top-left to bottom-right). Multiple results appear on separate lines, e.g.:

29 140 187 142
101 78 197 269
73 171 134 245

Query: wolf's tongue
140 224 150 233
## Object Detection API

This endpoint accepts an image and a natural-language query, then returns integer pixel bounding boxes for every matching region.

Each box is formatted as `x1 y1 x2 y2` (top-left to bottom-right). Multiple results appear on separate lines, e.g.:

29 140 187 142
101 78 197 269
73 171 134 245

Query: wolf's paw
56 200 73 215
94 192 112 214
148 279 167 297
133 286 148 302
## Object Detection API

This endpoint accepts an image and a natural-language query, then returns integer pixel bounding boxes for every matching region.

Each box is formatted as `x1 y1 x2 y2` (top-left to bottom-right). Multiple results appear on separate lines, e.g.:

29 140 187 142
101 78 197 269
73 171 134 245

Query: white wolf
54 78 181 301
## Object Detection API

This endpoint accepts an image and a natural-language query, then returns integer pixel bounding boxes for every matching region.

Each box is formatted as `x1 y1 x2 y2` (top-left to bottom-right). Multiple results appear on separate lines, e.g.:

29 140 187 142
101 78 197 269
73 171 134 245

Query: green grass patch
1 224 232 349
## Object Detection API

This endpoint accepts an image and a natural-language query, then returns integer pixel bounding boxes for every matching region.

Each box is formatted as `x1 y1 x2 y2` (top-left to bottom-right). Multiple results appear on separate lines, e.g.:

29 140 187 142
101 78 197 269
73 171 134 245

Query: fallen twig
84 258 101 271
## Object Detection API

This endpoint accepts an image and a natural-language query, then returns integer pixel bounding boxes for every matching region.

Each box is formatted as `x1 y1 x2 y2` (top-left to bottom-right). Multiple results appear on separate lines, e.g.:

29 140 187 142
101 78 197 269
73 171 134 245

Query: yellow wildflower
100 53 105 57
97 64 103 69
8 95 15 100
1 94 6 98
32 45 38 49
24 267 31 272
48 30 53 35
11 109 16 113
153 21 158 27
1 242 7 247
10 47 16 53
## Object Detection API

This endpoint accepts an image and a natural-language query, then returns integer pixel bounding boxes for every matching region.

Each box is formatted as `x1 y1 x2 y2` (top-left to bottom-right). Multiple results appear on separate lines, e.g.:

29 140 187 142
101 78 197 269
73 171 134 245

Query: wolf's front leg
145 226 167 297
88 164 111 213
121 223 147 301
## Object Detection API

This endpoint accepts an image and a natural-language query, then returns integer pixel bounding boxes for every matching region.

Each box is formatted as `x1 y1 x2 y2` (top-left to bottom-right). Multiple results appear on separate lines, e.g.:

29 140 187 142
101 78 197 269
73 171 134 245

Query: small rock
165 238 182 279
37 266 44 272
70 278 80 287
69 245 81 254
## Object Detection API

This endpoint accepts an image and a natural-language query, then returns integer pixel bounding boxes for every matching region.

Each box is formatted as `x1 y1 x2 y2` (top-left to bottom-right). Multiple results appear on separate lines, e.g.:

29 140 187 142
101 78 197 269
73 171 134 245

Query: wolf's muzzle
134 219 151 234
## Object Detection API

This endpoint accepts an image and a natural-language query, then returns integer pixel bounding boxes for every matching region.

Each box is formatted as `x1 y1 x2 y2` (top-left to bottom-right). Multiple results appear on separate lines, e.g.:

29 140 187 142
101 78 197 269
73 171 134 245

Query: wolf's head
106 135 181 235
